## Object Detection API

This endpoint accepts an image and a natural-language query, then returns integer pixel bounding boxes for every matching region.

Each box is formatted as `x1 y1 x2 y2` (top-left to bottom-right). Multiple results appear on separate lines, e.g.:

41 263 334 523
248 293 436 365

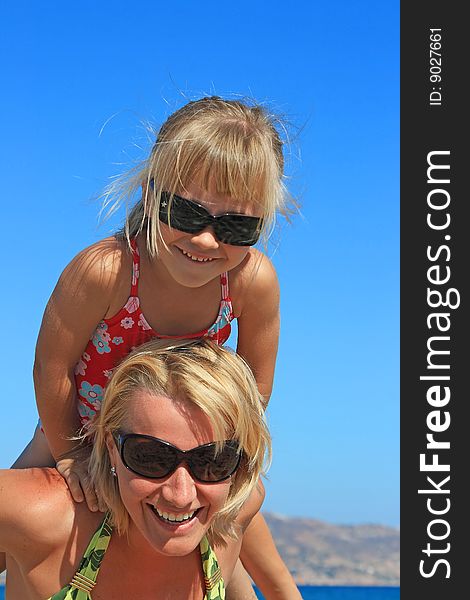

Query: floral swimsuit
75 239 234 426
47 512 225 599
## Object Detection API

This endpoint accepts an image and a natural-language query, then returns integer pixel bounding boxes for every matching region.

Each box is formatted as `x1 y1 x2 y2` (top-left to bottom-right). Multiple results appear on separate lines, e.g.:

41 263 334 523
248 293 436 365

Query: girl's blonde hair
102 96 292 255
88 338 271 546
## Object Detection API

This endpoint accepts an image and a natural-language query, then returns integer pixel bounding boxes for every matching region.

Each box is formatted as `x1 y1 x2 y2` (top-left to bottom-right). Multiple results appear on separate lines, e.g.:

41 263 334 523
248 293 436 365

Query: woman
0 338 271 599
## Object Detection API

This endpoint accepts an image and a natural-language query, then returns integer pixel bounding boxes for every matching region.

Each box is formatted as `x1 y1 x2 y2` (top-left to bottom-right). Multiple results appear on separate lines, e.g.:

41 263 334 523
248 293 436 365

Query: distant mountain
263 512 400 586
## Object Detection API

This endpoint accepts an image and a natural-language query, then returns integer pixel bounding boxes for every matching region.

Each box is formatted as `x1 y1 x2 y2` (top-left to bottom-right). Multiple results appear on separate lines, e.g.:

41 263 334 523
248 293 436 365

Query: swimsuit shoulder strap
129 238 140 296
48 512 113 600
199 535 225 599
219 271 230 303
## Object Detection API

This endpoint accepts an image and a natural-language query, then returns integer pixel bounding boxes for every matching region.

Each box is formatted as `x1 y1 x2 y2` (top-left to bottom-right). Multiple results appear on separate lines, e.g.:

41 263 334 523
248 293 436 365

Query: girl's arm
235 252 280 407
229 482 302 599
224 495 265 600
225 560 258 600
34 239 121 510
235 254 302 599
239 513 303 600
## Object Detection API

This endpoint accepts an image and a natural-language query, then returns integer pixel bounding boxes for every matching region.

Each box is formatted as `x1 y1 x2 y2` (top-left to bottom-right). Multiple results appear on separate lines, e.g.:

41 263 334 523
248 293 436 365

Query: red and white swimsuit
74 239 234 426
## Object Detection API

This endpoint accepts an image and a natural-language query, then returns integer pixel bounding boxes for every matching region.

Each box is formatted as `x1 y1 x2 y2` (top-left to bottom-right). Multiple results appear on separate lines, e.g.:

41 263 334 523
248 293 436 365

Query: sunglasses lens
122 436 175 479
215 216 262 246
189 441 241 482
159 194 209 233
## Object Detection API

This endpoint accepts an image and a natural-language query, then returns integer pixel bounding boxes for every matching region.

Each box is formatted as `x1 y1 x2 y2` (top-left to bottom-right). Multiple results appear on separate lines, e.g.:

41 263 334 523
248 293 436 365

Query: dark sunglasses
158 191 262 246
113 432 242 483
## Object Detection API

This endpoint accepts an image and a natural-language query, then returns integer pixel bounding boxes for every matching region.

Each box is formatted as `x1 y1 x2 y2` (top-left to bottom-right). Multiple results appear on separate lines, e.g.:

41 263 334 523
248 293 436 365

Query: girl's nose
160 465 197 508
189 227 220 249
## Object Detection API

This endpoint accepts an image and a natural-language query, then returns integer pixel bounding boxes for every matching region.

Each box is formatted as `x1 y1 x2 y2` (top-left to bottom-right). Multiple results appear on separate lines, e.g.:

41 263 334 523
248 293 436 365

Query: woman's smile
148 503 203 532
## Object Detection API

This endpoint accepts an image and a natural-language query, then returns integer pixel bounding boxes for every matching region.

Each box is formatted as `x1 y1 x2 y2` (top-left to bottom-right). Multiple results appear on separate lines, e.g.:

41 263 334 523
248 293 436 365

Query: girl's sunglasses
158 191 263 246
113 432 242 483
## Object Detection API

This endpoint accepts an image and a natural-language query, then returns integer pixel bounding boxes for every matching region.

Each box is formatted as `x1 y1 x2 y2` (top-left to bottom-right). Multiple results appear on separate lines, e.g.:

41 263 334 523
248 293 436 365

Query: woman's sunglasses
158 191 263 246
113 432 242 483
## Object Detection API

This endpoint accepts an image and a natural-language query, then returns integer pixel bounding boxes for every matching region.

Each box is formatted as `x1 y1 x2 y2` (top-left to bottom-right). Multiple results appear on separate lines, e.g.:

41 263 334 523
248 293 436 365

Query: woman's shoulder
0 468 73 549
0 467 105 566
0 468 105 589
0 468 72 523
0 468 85 552
0 466 69 501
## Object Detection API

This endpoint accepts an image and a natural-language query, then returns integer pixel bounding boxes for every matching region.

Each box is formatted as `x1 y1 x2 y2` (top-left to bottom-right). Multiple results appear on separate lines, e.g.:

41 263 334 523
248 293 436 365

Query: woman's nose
189 227 220 249
161 465 197 508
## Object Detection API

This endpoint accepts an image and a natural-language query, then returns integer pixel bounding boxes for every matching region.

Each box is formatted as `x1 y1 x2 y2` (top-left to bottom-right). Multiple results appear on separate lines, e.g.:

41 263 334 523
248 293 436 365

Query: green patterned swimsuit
48 512 225 600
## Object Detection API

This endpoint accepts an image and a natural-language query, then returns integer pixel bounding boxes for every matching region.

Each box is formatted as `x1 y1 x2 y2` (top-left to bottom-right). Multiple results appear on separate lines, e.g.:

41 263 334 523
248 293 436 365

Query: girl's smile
157 182 258 288
177 247 217 263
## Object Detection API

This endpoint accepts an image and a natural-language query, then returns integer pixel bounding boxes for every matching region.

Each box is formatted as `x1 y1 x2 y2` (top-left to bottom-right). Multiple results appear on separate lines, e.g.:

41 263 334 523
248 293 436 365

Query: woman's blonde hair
87 338 271 545
101 96 293 255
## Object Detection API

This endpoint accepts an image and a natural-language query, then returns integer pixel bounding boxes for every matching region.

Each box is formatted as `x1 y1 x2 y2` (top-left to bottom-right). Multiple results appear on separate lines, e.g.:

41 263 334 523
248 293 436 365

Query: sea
255 588 399 599
0 585 399 599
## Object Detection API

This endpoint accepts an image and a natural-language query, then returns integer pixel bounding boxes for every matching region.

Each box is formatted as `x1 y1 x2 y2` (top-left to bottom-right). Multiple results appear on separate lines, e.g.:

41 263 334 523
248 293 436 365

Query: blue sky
0 1 399 526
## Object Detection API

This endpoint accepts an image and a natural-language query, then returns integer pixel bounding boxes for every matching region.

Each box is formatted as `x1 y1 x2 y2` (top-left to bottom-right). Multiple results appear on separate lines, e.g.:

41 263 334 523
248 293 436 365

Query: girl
11 96 301 599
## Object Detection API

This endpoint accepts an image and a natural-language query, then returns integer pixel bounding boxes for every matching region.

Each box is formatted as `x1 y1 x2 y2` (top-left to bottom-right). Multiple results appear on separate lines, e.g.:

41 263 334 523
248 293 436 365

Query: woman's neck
100 523 206 599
